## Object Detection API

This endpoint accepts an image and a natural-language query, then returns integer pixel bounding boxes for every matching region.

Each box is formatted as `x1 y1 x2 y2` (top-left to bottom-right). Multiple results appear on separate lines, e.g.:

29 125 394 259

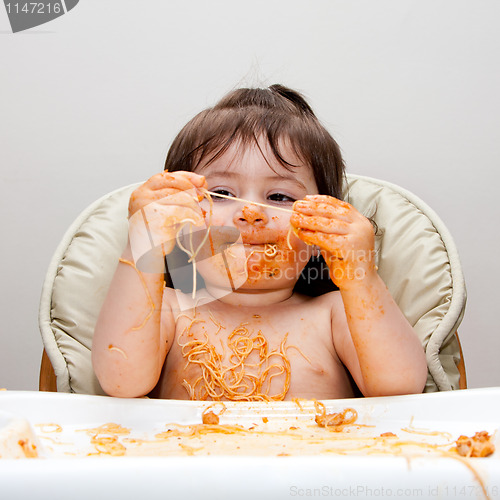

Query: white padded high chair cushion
345 175 465 392
39 174 466 395
39 184 138 394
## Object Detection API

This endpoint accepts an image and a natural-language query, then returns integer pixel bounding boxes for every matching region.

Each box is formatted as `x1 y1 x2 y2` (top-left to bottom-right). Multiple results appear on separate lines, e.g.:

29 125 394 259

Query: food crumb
202 411 219 425
456 431 495 457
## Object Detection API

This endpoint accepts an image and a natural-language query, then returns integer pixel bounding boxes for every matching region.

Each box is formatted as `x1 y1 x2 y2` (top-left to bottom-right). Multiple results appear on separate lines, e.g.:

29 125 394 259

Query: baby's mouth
242 241 272 248
220 241 270 253
188 226 287 259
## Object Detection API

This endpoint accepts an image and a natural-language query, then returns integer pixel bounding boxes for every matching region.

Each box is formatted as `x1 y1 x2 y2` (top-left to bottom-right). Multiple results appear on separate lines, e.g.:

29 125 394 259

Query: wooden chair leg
39 348 58 392
456 333 467 390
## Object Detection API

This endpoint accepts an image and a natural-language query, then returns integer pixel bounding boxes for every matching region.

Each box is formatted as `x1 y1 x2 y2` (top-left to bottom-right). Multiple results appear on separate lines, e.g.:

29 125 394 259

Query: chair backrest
39 174 466 395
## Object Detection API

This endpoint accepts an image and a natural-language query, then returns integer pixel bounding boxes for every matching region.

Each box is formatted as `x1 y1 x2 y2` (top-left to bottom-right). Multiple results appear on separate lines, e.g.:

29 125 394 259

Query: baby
92 84 427 400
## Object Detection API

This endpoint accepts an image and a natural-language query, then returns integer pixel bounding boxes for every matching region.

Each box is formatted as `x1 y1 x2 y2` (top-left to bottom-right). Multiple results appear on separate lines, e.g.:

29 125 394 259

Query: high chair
39 174 467 394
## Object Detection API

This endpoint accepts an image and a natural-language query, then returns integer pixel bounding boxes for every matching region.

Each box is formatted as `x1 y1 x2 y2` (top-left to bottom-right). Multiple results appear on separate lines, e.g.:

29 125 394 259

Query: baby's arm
291 195 428 397
92 171 207 397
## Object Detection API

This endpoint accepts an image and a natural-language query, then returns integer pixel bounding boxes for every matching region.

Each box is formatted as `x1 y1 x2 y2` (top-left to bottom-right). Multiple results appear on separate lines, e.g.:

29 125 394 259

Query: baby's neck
206 285 295 309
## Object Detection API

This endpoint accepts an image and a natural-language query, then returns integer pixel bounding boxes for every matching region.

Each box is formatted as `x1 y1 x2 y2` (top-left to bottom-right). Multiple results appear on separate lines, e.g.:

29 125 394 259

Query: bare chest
156 297 355 400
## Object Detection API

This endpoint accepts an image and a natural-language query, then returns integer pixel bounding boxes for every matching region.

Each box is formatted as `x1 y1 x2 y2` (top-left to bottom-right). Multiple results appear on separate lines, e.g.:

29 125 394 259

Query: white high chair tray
0 388 499 500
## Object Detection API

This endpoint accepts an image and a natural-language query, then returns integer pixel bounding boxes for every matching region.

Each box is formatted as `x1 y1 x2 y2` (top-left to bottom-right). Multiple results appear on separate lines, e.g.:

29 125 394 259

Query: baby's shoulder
289 291 348 342
290 289 345 320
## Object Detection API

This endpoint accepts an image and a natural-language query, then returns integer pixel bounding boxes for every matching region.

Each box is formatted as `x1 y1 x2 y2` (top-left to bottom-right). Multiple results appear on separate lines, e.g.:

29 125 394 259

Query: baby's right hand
129 170 207 217
128 171 208 257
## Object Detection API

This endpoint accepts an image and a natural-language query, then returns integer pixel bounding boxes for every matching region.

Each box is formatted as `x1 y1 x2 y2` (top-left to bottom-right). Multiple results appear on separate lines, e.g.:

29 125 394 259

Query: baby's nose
236 204 269 225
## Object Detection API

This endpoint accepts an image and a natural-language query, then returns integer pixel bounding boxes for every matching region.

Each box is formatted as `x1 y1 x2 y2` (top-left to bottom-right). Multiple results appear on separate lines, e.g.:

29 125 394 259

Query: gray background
1 0 499 391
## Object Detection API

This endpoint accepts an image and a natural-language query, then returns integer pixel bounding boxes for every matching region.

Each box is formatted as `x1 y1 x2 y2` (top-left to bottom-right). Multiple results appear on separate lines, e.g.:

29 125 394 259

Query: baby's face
193 139 318 291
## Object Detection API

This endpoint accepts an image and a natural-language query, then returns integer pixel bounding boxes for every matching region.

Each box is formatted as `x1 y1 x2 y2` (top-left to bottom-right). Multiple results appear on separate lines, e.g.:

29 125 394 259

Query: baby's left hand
290 195 377 290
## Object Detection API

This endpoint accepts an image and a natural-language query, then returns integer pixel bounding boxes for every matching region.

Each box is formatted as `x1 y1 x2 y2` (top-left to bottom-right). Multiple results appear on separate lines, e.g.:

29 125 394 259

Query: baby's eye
268 193 296 204
209 188 236 203
210 189 235 201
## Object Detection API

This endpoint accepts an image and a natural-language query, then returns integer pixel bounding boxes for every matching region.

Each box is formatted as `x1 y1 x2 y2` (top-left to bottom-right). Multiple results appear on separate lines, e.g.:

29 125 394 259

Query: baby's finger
294 229 345 251
292 228 345 256
304 195 352 209
153 190 202 211
174 171 207 189
147 171 202 192
293 199 351 222
143 203 205 230
290 213 350 235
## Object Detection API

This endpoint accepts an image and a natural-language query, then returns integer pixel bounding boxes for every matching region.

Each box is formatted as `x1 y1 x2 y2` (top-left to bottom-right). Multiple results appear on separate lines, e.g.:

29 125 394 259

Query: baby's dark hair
165 84 345 201
164 84 345 296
